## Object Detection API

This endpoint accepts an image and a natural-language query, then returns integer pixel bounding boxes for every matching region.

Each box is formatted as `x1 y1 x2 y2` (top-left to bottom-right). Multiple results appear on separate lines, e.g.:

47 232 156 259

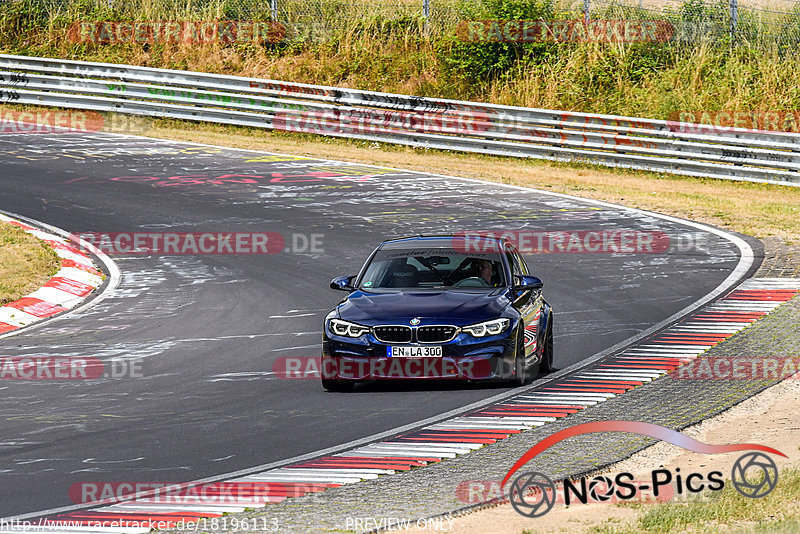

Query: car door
505 244 542 364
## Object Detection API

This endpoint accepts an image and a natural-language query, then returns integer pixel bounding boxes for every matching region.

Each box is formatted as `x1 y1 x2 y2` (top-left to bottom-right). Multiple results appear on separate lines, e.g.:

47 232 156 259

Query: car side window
505 247 519 280
514 251 529 275
505 245 529 280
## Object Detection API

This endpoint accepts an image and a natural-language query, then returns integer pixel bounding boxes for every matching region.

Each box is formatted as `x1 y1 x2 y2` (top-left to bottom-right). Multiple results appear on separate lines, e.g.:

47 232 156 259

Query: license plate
387 346 443 358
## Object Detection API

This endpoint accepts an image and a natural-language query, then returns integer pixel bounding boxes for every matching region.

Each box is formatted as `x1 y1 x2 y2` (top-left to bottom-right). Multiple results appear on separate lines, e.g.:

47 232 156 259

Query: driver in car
462 258 503 287
474 258 494 285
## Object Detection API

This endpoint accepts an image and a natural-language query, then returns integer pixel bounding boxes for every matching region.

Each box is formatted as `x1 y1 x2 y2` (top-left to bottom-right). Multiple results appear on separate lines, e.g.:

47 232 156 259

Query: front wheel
321 379 355 392
509 327 528 386
540 315 554 373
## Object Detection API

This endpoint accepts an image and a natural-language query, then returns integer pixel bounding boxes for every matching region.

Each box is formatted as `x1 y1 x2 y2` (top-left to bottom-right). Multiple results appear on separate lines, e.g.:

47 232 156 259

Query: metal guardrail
1 54 798 187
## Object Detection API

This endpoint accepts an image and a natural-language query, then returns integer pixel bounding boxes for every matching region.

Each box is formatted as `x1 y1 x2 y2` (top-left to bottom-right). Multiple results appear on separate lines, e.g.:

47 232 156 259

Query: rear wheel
321 379 355 392
540 315 554 373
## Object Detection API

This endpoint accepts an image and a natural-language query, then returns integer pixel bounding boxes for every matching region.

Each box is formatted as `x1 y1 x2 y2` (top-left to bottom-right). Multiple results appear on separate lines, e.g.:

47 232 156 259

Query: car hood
338 289 510 325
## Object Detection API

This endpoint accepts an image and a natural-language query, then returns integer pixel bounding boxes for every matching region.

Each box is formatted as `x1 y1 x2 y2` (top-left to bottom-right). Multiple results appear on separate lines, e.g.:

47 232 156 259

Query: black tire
509 327 527 386
321 379 355 392
540 315 554 373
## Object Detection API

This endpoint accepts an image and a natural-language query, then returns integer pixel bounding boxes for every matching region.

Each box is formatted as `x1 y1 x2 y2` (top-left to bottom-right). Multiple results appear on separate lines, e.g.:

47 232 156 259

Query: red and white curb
0 213 104 336
8 277 797 534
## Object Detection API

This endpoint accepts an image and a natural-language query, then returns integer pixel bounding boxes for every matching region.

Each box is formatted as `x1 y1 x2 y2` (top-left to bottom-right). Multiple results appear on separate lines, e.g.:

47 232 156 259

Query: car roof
378 235 512 250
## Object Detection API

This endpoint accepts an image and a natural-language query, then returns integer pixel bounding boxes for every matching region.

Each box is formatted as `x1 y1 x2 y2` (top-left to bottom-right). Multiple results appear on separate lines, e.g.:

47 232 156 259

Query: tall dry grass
2 0 800 121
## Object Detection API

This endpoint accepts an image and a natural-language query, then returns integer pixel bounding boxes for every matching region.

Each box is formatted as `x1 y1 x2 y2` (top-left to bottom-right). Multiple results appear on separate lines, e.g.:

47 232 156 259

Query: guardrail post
729 0 738 43
583 0 590 22
423 0 430 35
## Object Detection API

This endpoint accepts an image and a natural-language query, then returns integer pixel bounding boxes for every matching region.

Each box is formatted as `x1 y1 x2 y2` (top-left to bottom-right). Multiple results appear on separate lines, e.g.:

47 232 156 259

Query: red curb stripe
609 361 689 367
60 258 103 276
43 276 95 296
725 291 797 299
338 456 443 463
4 297 66 318
695 310 767 320
7 220 34 230
565 379 644 386
655 335 731 341
424 428 522 434
313 457 425 465
412 434 509 442
500 404 583 410
236 481 342 488
173 488 320 496
541 386 627 394
725 295 794 301
651 339 719 345
386 436 498 443
614 357 687 363
550 384 633 393
293 462 414 470
475 411 573 418
0 322 18 333
654 333 729 339
411 430 516 438
411 431 509 438
474 408 574 414
470 410 567 417
542 384 634 391
302 457 423 466
390 436 497 444
692 317 758 322
45 239 90 257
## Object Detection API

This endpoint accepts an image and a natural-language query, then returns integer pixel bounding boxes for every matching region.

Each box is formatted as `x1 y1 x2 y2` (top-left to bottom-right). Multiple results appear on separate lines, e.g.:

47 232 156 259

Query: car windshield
358 248 506 290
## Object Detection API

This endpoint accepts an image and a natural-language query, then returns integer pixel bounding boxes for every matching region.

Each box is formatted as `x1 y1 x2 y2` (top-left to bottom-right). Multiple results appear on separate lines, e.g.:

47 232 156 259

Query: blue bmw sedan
321 235 553 391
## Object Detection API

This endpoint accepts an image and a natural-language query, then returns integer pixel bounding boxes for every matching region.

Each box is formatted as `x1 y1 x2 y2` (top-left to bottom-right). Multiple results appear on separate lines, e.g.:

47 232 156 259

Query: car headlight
329 318 371 338
462 318 510 337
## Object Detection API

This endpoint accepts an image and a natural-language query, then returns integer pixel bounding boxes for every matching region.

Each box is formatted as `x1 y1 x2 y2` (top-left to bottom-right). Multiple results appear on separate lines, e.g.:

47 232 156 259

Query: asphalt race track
0 131 746 517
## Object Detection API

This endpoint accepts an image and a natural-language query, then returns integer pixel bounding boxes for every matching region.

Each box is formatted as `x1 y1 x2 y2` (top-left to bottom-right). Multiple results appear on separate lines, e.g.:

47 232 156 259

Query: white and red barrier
0 214 104 335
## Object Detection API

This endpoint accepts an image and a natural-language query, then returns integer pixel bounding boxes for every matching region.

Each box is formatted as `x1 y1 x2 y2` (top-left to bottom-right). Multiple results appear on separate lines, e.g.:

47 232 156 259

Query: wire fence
4 0 800 45
589 0 800 45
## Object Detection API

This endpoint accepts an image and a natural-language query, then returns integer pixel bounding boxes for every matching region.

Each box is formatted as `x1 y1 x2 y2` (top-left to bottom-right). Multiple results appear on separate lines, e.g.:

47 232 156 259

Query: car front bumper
321 330 520 381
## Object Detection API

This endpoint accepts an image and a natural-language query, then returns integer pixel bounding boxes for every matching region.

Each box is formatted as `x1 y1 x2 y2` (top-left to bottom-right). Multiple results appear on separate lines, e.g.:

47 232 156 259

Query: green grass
585 469 800 534
0 221 60 305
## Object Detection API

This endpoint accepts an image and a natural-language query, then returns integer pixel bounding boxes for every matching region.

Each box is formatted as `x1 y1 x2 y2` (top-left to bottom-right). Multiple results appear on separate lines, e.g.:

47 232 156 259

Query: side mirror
330 275 356 291
513 275 543 291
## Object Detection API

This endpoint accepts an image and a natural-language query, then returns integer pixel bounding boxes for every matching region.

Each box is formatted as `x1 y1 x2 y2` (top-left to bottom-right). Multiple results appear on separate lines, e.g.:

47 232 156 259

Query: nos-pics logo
503 421 784 518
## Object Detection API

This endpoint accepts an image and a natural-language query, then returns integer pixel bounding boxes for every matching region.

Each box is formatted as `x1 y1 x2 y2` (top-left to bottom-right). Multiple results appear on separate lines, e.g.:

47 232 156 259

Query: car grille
373 326 412 343
417 326 459 343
